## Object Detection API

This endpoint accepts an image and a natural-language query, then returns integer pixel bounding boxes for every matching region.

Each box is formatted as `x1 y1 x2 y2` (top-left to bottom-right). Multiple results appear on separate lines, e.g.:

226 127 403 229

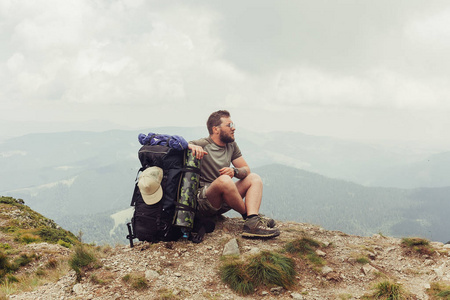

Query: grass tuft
363 280 412 300
285 237 320 255
68 245 97 281
427 282 450 299
220 261 254 295
284 237 325 265
158 287 180 299
220 251 296 295
121 273 148 291
374 281 403 299
401 237 434 256
247 251 296 288
131 276 148 290
356 256 370 264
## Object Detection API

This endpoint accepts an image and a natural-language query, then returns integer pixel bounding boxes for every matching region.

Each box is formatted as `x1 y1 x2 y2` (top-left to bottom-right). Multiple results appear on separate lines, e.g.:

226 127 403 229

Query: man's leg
206 173 279 238
205 173 263 215
235 173 263 216
205 175 246 214
237 173 279 238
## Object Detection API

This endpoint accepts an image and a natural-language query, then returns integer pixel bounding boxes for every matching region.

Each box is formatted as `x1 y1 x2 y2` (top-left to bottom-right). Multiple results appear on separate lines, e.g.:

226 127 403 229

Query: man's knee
247 173 262 185
211 175 235 191
214 175 236 189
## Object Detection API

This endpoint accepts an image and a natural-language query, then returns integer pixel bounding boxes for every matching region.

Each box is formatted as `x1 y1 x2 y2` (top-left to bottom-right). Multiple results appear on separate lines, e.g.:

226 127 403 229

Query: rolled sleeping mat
173 149 202 233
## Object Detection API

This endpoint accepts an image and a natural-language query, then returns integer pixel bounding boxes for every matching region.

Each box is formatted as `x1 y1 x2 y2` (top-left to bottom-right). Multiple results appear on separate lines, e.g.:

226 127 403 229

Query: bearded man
188 110 279 239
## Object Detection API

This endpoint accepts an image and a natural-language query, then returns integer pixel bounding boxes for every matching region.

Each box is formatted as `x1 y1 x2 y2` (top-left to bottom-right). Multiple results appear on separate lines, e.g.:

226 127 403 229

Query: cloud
268 66 450 111
405 8 450 48
1 0 450 147
1 0 225 107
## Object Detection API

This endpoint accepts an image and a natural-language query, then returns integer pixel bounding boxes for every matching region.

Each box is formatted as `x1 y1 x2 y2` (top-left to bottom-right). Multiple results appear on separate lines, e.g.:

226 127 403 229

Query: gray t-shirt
190 137 242 185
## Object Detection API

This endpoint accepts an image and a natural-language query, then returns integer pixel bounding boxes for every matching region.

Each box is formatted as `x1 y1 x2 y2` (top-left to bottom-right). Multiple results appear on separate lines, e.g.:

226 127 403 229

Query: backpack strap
174 201 196 213
182 166 201 174
130 167 145 207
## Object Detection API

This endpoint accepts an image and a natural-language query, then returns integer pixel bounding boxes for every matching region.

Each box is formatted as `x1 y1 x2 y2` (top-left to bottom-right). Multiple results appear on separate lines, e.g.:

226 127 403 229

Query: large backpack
126 142 214 247
127 144 184 244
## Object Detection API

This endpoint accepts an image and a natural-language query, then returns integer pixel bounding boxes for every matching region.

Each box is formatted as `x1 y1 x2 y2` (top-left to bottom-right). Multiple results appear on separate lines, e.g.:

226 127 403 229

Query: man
189 110 280 239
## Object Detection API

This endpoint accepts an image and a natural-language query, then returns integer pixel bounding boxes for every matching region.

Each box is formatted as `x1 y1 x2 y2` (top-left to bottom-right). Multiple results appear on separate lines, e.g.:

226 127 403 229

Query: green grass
37 227 77 245
284 237 325 265
68 245 98 281
220 261 254 295
122 273 149 291
363 281 409 300
0 196 78 248
131 276 148 290
356 256 370 264
401 237 434 256
220 251 296 295
0 197 25 206
158 288 180 299
427 282 450 299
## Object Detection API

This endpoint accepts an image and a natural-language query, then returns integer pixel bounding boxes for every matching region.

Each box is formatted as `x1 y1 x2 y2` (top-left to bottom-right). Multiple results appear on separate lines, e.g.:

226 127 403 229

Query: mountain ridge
1 129 450 245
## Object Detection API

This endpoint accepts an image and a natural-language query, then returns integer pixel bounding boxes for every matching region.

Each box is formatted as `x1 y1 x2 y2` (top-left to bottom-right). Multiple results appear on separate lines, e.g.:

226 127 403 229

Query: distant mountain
53 164 450 245
1 128 449 244
372 151 450 188
256 164 450 244
0 119 129 141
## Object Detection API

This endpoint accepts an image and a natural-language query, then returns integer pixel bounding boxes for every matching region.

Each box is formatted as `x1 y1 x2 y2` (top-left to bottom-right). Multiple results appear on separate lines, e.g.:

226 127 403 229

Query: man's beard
219 131 234 144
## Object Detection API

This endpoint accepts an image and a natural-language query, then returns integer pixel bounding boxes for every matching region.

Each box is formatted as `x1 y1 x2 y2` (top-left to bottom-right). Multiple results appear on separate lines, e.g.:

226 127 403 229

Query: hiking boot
242 216 280 239
258 214 276 228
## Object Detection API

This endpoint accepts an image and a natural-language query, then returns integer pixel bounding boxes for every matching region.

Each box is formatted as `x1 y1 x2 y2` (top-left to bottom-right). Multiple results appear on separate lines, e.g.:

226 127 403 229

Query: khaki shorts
197 183 231 217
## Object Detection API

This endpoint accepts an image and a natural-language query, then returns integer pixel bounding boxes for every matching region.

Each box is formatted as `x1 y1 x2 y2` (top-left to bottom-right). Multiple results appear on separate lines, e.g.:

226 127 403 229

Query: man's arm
232 156 250 179
218 156 250 179
188 143 208 160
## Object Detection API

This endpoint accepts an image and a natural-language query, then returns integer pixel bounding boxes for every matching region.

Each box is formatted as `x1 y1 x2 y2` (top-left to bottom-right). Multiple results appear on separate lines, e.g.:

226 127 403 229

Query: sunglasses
216 123 235 129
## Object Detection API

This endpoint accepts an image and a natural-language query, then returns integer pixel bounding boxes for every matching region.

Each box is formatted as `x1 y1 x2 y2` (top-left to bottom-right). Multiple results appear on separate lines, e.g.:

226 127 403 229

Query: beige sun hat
137 166 163 205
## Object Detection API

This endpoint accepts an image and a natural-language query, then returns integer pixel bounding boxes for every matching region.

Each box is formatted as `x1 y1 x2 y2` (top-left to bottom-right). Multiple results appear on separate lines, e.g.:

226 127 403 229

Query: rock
362 264 377 275
434 267 444 277
425 259 434 266
174 272 182 277
326 271 341 281
321 266 333 275
145 270 160 280
261 291 269 296
290 292 304 299
248 247 261 255
223 238 240 256
444 244 450 249
185 261 195 268
73 283 84 295
270 286 284 295
315 250 326 257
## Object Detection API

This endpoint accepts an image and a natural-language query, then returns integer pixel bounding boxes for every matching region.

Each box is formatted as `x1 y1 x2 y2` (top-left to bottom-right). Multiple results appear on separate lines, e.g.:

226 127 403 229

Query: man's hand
188 144 208 160
219 167 234 178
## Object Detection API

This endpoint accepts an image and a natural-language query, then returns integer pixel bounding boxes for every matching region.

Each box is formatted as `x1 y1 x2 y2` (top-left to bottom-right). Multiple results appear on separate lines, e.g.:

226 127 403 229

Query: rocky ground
8 217 450 300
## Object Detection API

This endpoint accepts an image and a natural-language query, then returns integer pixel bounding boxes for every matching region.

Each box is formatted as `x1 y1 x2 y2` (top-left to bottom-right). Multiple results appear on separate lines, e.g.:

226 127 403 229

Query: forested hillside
1 129 450 245
257 164 450 243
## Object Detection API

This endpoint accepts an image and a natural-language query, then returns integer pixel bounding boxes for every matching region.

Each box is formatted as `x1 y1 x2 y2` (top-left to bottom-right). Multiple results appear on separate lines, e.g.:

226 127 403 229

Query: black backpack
126 143 215 247
127 144 184 245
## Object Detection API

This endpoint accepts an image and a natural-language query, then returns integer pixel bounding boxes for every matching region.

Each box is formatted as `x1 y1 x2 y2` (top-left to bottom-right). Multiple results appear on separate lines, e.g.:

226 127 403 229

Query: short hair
207 110 230 135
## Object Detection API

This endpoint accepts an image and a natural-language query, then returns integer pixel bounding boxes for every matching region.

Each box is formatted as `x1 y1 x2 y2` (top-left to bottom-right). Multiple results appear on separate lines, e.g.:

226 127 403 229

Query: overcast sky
1 0 450 148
